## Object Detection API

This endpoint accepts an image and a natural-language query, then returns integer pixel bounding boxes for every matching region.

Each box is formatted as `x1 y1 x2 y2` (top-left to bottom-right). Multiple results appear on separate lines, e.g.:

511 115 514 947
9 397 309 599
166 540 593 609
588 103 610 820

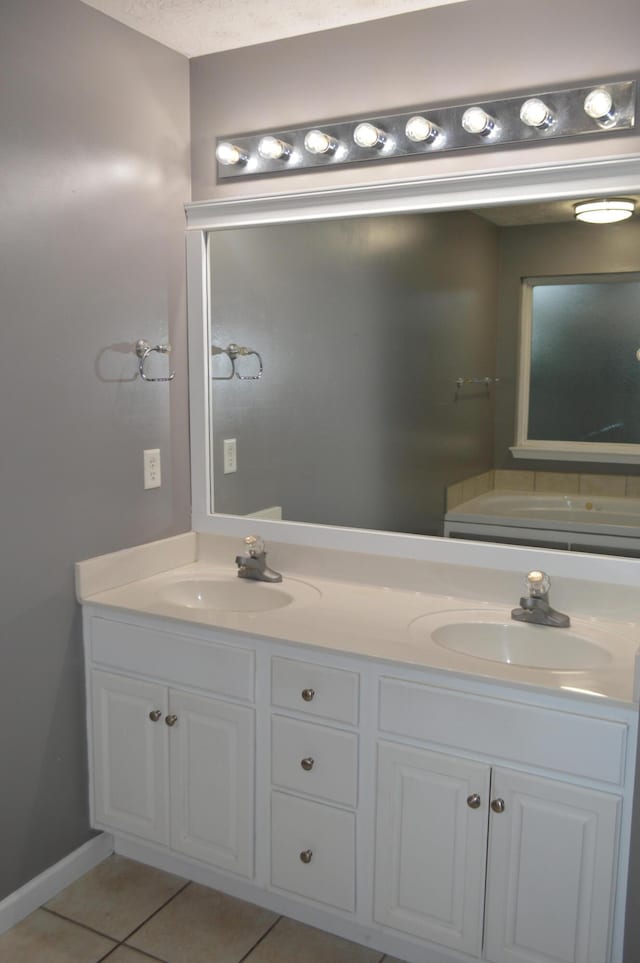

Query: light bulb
257 136 292 161
304 129 338 155
353 122 386 149
215 142 248 166
520 98 554 130
584 88 615 124
461 106 495 136
574 199 635 224
405 115 440 144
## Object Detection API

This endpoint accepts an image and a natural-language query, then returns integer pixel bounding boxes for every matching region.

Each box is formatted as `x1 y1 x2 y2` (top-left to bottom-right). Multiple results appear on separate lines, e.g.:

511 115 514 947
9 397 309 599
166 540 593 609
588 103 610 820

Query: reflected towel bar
211 343 263 381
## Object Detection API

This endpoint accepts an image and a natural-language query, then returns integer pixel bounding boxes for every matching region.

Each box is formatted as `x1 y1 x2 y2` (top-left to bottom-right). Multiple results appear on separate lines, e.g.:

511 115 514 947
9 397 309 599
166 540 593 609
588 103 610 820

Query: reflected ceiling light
215 142 248 166
353 122 386 149
257 136 292 161
583 87 616 125
405 115 441 144
574 198 635 223
520 97 554 130
304 129 339 155
461 106 496 136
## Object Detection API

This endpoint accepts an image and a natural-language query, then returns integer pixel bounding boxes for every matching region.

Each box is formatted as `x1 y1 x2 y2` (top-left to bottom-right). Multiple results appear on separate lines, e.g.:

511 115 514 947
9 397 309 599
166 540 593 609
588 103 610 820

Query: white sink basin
409 609 612 670
156 576 320 614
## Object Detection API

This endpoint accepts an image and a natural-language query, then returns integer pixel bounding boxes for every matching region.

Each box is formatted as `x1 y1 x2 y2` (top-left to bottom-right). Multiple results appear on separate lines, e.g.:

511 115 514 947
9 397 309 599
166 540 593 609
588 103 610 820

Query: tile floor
0 855 407 963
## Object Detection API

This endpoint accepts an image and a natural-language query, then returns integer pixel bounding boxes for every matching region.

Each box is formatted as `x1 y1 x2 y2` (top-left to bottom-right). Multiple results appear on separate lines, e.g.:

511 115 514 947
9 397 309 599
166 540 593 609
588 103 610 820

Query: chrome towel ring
211 343 263 381
136 340 175 382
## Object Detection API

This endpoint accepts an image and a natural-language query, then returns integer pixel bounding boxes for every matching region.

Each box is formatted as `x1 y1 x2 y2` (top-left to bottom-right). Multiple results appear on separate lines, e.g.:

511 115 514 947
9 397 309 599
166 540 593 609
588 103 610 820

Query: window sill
510 444 640 465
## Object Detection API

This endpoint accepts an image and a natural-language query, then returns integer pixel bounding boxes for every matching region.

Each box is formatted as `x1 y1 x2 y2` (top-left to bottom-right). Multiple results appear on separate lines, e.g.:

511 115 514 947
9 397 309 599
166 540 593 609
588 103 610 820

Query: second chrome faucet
511 571 571 628
236 535 283 583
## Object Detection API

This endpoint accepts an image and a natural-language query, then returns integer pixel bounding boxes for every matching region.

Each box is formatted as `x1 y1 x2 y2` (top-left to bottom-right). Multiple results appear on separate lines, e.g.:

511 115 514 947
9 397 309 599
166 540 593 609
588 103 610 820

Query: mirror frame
185 155 640 578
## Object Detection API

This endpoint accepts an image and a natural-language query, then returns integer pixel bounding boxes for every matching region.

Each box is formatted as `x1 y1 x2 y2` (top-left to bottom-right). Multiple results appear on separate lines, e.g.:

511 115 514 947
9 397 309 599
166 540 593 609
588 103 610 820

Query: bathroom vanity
77 533 639 963
76 152 640 963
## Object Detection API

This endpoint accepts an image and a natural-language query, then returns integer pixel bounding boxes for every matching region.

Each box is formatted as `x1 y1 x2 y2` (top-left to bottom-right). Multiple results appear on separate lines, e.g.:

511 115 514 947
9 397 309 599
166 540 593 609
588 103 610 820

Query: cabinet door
168 689 254 878
91 670 169 844
484 768 620 963
374 741 490 957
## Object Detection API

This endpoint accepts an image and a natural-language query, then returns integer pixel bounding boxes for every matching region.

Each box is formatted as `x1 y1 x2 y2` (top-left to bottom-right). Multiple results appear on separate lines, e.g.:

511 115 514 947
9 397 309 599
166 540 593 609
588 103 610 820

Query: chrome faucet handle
244 535 265 557
525 570 551 598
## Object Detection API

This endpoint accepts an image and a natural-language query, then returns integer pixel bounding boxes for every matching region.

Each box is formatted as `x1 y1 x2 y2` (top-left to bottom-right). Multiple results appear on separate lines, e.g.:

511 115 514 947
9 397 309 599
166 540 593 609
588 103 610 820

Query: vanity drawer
271 715 358 807
90 617 254 703
270 791 355 911
271 657 359 725
379 677 627 785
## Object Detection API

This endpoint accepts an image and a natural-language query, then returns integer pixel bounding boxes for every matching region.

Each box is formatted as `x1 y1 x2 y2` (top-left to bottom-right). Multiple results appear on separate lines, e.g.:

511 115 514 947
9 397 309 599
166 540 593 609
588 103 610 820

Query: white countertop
78 540 640 707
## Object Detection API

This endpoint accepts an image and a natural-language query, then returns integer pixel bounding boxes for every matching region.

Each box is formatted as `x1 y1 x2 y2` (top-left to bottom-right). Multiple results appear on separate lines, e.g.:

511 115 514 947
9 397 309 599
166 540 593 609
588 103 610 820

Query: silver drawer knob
299 849 313 864
165 714 178 727
491 798 505 814
300 757 315 771
301 688 315 702
467 793 481 809
149 710 162 722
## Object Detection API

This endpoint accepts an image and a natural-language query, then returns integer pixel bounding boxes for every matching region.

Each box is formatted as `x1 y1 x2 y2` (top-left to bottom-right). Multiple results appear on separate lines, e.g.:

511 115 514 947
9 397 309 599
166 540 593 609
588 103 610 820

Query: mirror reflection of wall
208 198 640 553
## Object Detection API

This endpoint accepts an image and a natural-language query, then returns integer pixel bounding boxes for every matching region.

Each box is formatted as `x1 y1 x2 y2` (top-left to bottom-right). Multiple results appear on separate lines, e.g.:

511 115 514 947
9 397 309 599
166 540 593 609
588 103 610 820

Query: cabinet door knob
165 714 178 727
300 757 315 771
467 793 482 809
299 849 313 864
491 798 505 814
301 688 315 702
149 710 162 722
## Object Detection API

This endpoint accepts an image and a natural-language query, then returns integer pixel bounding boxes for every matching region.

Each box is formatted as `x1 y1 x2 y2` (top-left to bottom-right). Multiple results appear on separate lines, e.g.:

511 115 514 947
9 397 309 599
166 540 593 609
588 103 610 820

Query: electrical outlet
223 438 237 474
143 448 161 489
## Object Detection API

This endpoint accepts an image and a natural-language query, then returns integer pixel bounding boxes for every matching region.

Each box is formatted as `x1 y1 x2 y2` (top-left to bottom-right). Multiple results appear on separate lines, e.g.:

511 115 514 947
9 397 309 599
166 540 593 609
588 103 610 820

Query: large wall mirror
188 166 640 559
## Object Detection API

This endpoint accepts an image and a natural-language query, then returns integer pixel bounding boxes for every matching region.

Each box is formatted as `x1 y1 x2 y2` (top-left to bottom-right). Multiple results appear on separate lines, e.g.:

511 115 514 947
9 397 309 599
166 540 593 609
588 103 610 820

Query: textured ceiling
79 0 470 58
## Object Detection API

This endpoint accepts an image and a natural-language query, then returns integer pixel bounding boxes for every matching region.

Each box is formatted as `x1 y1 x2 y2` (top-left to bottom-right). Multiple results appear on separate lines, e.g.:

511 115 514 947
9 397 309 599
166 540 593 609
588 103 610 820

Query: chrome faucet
511 571 570 628
235 535 282 583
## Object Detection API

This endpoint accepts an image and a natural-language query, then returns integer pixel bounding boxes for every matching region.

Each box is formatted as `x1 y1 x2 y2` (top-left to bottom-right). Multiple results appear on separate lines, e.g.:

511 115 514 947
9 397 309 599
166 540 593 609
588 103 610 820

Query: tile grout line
41 905 123 945
235 914 283 963
42 878 191 962
120 879 193 953
98 944 167 963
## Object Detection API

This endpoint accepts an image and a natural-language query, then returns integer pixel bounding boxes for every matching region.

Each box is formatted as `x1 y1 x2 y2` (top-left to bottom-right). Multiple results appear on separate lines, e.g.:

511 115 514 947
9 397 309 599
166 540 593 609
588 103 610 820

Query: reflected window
515 273 640 462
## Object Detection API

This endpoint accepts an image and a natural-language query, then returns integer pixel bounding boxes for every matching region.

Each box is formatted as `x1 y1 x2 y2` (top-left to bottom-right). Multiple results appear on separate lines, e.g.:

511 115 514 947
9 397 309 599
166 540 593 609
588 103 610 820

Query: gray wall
494 217 640 474
210 211 499 535
0 0 190 899
190 0 640 202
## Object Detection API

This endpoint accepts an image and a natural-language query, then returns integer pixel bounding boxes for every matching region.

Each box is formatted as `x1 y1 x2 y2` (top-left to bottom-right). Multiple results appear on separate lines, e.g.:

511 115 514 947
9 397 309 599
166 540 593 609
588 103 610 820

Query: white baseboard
0 833 114 935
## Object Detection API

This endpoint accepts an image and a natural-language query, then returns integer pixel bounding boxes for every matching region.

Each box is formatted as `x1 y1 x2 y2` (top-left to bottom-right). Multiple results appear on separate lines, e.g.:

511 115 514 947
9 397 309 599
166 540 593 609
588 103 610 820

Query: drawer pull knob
491 798 505 814
300 757 315 771
165 714 178 727
149 710 162 722
467 793 481 809
299 849 313 864
301 688 315 702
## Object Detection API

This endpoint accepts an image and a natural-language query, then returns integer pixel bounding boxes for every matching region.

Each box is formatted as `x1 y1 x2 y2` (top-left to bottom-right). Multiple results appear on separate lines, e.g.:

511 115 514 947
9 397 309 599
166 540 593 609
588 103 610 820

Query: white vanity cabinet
268 656 360 913
375 676 627 963
82 606 635 963
374 741 490 957
86 616 255 879
375 741 619 963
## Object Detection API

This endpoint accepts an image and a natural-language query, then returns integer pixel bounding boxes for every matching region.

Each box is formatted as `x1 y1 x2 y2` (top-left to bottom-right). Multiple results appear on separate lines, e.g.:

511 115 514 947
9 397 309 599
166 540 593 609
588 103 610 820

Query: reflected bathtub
444 490 640 554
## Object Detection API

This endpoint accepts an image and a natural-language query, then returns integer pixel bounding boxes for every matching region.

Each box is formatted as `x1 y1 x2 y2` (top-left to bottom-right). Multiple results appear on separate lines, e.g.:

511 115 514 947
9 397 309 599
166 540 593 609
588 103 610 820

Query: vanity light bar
215 79 636 179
